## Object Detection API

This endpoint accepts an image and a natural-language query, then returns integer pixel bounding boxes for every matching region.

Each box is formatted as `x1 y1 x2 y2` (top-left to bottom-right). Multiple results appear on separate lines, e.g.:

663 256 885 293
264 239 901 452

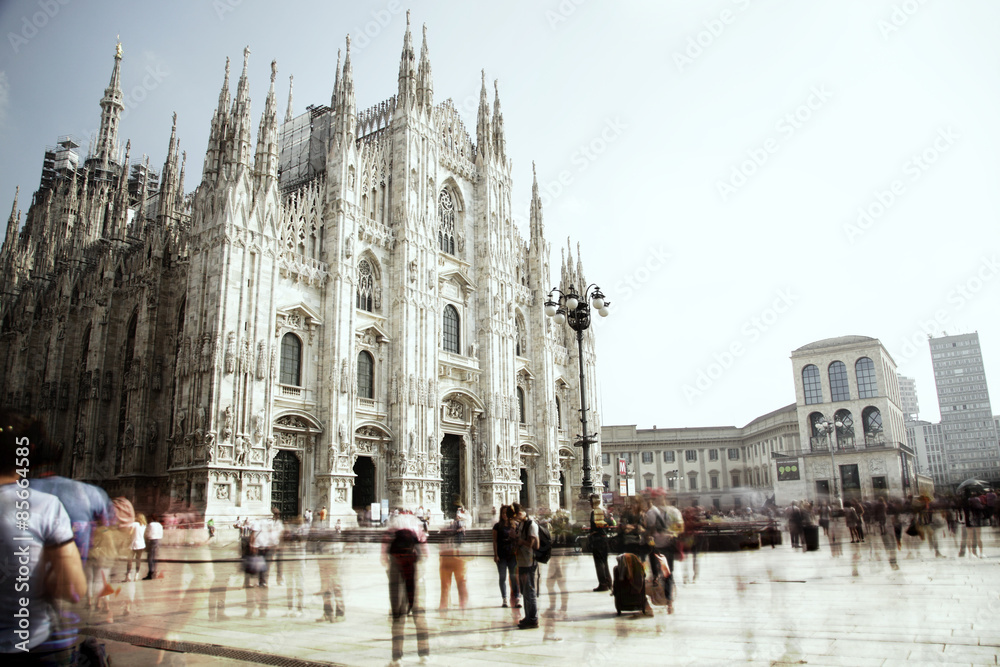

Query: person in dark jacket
589 494 614 592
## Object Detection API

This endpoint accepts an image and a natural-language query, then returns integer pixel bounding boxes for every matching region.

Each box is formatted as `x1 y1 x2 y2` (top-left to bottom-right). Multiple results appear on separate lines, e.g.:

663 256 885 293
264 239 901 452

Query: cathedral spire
333 38 356 143
285 74 294 123
158 112 181 223
3 186 19 253
95 39 125 170
529 162 543 240
254 60 280 190
228 46 254 171
476 70 491 162
397 10 416 109
331 48 341 110
492 79 506 162
203 57 231 183
416 23 433 112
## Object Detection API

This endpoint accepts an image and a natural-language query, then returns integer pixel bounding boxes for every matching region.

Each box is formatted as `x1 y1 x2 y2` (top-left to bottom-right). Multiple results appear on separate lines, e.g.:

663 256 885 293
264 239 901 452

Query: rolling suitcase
803 524 820 551
612 553 648 615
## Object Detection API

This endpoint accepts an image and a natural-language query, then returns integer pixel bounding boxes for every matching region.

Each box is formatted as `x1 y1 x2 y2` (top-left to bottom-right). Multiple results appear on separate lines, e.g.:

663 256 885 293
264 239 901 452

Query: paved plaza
80 525 1000 667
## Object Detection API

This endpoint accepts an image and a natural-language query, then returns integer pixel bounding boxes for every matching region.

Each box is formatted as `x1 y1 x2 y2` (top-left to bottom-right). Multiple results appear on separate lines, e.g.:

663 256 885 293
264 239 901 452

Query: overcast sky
1 1 998 431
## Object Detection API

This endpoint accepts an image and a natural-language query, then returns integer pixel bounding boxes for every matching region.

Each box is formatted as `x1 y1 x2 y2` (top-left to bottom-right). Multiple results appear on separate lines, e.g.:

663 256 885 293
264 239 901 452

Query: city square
1 2 999 665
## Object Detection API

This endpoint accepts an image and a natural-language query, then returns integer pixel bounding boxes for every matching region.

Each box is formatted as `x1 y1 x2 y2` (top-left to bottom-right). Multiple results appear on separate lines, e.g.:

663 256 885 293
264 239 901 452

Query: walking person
283 519 306 618
248 509 283 617
125 513 146 582
382 510 430 666
647 491 683 614
588 495 613 592
143 514 163 579
492 505 521 607
313 522 345 623
439 512 469 615
514 504 540 630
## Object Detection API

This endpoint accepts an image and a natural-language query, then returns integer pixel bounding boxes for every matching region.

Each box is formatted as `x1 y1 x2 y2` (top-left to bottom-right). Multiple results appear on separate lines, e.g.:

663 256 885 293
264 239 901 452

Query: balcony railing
810 434 889 452
357 397 377 410
279 384 302 398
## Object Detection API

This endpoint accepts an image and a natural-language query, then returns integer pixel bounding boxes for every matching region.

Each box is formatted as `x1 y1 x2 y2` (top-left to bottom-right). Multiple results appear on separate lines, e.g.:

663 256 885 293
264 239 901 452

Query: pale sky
1 1 998 430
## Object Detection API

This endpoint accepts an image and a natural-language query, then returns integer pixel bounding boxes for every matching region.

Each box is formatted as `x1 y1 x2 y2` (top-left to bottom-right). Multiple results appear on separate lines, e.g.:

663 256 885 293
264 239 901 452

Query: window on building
835 409 854 445
664 451 675 463
642 451 653 464
438 189 456 254
443 305 460 354
357 351 374 399
709 449 719 461
602 453 610 466
728 448 740 461
803 365 823 404
279 333 302 386
810 412 826 438
517 387 526 424
685 450 697 462
356 259 375 311
710 475 719 490
645 477 653 490
555 397 562 429
829 361 850 401
623 453 632 465
863 406 883 436
515 316 526 357
855 357 878 398
688 473 698 491
731 472 740 487
667 476 676 490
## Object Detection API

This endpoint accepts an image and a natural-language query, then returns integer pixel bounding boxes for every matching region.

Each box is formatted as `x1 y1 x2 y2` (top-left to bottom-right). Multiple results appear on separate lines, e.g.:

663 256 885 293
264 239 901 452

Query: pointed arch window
280 333 302 386
357 351 374 399
855 357 878 398
438 189 456 255
442 305 460 354
802 365 822 405
555 396 562 429
517 387 526 424
357 259 375 312
829 361 850 401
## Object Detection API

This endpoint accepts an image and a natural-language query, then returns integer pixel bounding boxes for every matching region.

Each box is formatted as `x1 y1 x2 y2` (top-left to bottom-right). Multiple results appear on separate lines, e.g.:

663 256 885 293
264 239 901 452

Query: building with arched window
602 335 921 508
0 24 600 525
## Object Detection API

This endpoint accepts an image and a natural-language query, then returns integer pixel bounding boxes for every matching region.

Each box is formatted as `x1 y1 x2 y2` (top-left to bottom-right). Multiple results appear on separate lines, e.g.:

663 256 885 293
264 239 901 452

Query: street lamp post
544 283 609 499
815 417 843 509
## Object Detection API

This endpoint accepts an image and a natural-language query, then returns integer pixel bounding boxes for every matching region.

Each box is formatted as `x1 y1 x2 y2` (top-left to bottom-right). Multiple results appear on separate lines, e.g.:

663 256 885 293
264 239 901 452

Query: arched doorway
353 456 375 510
440 434 462 517
272 450 300 519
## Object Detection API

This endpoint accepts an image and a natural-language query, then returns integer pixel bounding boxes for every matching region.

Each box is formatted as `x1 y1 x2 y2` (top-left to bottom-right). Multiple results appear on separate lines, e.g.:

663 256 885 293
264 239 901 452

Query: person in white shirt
247 509 283 617
143 515 163 580
125 513 146 581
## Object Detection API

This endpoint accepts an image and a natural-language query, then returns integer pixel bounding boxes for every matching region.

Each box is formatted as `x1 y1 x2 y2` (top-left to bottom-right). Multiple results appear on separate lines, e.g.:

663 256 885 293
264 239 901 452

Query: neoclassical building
0 19 600 524
602 335 920 508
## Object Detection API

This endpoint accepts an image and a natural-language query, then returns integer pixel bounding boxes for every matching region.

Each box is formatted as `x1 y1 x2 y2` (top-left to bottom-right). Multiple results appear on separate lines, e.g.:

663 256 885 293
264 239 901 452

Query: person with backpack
382 510 430 666
492 505 521 607
588 494 614 592
646 490 683 614
513 503 551 630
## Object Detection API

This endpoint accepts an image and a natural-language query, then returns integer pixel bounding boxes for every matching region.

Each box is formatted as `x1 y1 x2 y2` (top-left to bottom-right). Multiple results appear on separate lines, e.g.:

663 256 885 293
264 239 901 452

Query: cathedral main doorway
353 456 375 510
272 450 300 519
440 434 462 517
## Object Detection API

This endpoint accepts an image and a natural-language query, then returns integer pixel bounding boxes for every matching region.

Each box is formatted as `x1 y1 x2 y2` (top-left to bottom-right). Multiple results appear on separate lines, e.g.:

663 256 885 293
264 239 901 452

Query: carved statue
147 421 158 449
256 341 267 380
253 408 265 441
222 405 234 441
195 405 206 431
224 332 236 373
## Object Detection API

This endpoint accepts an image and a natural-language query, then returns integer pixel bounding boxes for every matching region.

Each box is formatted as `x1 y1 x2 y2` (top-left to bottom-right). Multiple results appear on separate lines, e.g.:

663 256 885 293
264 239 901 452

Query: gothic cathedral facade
0 19 602 524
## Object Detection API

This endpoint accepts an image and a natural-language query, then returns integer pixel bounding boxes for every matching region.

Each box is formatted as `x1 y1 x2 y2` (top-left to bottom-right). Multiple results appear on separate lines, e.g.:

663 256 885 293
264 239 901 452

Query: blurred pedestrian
0 410 87 664
382 510 429 665
439 513 469 615
125 513 146 582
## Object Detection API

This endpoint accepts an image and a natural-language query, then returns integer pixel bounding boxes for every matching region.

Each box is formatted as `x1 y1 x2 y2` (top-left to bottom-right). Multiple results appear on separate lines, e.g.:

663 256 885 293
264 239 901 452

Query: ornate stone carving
224 332 236 373
222 405 233 441
868 458 887 475
445 399 464 420
256 340 267 379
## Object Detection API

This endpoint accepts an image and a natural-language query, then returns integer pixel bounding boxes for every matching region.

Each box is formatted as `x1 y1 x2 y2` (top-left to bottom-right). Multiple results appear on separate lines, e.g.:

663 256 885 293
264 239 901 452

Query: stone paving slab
76 526 1000 666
